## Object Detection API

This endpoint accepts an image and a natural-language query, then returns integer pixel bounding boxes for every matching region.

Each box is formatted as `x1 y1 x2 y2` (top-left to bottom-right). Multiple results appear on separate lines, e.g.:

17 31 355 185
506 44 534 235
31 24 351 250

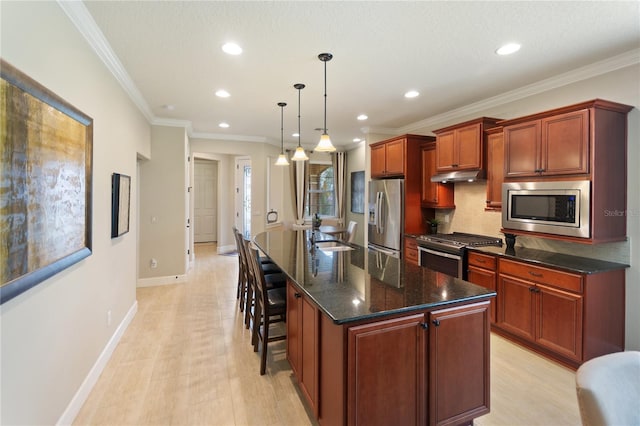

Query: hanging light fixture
315 52 336 152
275 102 289 166
291 83 309 161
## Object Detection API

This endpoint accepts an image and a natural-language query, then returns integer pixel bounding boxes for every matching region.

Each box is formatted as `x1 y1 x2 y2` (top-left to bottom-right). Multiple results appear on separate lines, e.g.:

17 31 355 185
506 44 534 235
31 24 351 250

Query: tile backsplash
435 181 630 265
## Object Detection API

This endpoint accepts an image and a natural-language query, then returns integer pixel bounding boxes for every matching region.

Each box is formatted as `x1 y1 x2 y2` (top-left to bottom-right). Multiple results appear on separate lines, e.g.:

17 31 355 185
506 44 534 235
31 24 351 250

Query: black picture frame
111 173 131 238
351 171 365 214
0 59 93 304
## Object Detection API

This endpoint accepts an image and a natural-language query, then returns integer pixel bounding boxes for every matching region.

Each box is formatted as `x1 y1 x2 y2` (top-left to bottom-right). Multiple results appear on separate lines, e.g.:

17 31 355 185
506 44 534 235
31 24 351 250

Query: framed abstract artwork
350 170 365 214
1 59 93 304
111 173 131 238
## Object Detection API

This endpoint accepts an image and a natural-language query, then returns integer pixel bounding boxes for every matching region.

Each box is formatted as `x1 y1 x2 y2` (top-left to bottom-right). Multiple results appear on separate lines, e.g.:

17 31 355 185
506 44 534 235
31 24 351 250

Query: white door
194 160 217 242
235 158 251 237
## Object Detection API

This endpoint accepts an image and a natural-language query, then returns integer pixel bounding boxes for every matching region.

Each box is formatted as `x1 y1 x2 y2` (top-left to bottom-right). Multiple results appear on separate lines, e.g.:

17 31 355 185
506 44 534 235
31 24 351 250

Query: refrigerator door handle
375 192 382 233
379 192 385 233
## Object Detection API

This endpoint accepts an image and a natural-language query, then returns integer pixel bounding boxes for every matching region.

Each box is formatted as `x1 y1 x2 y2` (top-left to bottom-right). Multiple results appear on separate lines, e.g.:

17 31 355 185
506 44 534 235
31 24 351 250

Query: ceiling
78 1 640 150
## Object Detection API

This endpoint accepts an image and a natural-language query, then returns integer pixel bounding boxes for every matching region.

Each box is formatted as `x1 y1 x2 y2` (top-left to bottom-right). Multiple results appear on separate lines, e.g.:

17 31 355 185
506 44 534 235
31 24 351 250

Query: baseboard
217 244 236 254
56 300 138 425
136 274 188 288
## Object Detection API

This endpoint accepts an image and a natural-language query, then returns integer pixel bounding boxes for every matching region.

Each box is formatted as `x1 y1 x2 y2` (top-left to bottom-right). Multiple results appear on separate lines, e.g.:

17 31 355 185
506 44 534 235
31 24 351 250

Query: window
305 162 335 217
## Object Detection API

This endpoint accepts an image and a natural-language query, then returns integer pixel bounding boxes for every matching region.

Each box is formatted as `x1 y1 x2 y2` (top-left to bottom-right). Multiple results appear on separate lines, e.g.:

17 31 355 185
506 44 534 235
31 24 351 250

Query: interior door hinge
187 249 190 255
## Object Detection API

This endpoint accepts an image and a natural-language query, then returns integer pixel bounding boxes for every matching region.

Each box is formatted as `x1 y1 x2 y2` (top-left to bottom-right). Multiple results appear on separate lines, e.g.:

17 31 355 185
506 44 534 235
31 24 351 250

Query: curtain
290 159 308 225
332 151 347 226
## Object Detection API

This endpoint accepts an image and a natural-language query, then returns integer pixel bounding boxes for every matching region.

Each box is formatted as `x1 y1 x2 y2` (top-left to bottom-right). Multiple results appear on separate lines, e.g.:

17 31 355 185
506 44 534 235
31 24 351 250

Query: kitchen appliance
368 179 403 257
416 232 503 279
502 180 590 238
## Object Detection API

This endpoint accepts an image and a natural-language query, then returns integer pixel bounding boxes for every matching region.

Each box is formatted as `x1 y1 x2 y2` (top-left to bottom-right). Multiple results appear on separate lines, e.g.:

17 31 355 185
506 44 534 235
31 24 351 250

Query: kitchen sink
315 241 355 252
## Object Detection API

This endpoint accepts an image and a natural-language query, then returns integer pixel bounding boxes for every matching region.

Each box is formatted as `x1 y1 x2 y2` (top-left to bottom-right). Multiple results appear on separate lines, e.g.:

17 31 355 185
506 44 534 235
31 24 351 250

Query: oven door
418 246 463 278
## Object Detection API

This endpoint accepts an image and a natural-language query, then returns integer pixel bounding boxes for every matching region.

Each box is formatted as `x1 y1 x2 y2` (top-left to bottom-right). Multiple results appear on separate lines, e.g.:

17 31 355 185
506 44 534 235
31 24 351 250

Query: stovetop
416 232 503 252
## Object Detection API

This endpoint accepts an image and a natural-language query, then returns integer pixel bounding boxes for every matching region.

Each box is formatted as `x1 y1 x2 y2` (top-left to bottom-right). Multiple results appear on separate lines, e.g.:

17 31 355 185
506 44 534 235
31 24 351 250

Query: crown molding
359 126 398 136
189 132 268 143
401 48 640 134
57 1 155 123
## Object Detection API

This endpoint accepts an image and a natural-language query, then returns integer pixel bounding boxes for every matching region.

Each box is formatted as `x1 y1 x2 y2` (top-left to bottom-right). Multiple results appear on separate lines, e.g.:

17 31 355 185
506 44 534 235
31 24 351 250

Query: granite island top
468 245 629 274
254 230 495 325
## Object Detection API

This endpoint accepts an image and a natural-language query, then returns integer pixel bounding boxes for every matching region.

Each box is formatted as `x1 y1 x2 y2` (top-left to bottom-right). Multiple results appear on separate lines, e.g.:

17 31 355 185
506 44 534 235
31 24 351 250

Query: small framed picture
111 173 131 238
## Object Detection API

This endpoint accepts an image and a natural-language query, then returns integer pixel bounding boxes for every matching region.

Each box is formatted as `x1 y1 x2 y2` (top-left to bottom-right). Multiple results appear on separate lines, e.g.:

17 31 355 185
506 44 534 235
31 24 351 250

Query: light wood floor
74 242 581 425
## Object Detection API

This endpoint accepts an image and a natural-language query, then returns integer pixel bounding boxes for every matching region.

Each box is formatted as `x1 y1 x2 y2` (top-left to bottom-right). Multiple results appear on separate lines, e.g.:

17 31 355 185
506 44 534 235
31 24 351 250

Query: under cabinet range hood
430 169 485 183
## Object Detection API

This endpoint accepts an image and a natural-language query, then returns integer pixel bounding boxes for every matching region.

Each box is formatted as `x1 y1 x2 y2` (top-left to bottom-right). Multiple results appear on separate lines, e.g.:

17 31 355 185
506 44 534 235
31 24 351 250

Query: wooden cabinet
467 252 497 323
348 313 427 426
404 236 419 265
433 117 500 172
370 137 406 178
484 127 503 210
420 142 455 208
504 109 589 178
370 134 434 235
493 257 627 368
286 281 319 415
429 302 491 426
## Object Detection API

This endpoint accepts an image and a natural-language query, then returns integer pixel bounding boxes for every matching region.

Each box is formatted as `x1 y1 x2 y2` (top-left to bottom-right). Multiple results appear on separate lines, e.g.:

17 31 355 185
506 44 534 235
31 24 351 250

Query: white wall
138 126 188 280
346 142 366 244
0 2 150 424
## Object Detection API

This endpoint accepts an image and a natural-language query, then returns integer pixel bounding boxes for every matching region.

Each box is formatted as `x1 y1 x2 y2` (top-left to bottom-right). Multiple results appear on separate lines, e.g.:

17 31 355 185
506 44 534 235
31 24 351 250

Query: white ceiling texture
73 1 639 149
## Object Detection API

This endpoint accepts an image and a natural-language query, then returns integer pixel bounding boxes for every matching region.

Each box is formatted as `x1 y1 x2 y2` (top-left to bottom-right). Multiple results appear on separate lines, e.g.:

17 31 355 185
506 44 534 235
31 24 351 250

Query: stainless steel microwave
502 180 590 238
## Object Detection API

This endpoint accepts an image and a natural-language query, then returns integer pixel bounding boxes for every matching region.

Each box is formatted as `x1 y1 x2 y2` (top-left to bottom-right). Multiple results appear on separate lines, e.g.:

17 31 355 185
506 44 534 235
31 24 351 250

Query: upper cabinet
485 127 504 211
420 141 454 209
503 109 589 178
370 137 406 178
501 99 632 182
433 117 501 172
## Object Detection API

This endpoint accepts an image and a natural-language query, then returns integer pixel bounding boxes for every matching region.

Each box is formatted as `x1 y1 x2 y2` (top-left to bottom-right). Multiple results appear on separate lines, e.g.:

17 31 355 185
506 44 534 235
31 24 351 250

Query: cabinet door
467 266 497 324
286 282 301 376
371 144 386 178
429 302 490 426
405 237 419 266
435 131 456 171
456 123 482 170
542 109 589 176
504 121 541 177
485 131 504 210
384 138 405 176
300 295 319 415
348 314 426 426
497 275 535 340
536 284 583 362
421 144 438 204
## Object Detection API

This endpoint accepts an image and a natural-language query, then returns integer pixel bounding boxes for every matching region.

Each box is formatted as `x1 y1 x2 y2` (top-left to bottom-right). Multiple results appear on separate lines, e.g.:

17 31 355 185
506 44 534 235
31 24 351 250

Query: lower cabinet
286 281 319 416
287 284 492 426
467 252 497 324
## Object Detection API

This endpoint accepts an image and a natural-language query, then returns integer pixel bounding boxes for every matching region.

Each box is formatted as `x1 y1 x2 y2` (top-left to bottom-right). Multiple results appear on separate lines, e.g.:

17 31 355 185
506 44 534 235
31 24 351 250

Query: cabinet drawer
468 252 496 270
499 259 582 293
405 248 419 264
405 238 418 250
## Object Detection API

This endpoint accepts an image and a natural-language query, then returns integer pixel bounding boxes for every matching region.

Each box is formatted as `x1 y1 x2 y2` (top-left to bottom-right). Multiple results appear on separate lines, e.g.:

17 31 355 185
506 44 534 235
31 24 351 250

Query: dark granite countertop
254 230 495 325
468 245 629 274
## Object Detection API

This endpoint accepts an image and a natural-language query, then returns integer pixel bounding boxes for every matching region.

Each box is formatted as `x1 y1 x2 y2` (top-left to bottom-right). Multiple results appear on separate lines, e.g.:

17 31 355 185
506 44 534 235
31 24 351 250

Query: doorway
194 159 217 243
235 158 251 237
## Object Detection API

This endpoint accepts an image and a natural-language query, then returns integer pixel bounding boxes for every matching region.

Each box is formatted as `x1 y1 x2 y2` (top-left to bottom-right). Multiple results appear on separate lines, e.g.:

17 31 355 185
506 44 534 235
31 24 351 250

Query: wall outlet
107 310 112 326
150 258 158 268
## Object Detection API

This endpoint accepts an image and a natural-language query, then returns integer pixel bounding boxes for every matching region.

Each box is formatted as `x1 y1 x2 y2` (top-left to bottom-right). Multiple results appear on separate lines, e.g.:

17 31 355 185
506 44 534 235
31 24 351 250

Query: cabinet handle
476 259 486 264
528 271 543 277
432 319 440 327
529 287 536 292
294 293 302 299
419 322 429 330
452 164 459 168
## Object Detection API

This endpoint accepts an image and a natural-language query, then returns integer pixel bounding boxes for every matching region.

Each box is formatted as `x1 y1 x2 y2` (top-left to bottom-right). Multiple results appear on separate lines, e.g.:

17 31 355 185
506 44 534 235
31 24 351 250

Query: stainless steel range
416 232 503 279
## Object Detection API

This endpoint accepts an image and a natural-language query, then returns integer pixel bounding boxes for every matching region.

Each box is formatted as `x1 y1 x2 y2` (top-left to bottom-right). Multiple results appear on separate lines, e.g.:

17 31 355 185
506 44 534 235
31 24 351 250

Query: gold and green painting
1 59 93 304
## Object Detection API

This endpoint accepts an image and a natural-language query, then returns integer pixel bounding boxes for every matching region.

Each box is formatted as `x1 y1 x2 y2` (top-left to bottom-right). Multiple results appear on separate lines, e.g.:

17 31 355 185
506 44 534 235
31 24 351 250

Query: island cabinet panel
347 313 427 426
286 281 319 416
429 302 491 426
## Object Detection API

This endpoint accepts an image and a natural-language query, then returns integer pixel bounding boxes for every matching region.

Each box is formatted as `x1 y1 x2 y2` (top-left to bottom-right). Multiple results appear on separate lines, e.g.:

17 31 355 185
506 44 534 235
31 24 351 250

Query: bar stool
246 242 287 375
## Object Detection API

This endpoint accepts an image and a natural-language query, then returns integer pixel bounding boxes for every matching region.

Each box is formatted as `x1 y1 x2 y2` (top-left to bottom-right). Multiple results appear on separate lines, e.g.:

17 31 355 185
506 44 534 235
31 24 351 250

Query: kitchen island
254 230 496 426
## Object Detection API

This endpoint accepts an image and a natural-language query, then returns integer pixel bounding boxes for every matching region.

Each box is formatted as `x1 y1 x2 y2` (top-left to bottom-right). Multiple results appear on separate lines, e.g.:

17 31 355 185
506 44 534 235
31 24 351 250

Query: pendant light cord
323 59 327 134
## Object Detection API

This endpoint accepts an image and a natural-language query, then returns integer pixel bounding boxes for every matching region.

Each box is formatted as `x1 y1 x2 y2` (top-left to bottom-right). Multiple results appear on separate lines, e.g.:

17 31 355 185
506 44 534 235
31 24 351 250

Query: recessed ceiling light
162 104 175 111
353 138 362 143
496 43 521 55
219 122 230 128
215 89 230 98
404 90 419 98
292 132 300 138
357 114 368 121
222 42 242 55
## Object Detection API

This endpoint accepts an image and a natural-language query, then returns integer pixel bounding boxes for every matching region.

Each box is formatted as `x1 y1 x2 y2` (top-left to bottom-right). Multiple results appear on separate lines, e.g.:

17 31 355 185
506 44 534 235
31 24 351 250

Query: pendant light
315 52 336 152
291 83 309 161
275 102 289 166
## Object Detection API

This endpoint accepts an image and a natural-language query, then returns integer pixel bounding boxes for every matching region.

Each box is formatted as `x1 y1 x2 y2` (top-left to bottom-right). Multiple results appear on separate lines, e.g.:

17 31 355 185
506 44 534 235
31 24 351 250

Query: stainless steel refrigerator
368 179 404 257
